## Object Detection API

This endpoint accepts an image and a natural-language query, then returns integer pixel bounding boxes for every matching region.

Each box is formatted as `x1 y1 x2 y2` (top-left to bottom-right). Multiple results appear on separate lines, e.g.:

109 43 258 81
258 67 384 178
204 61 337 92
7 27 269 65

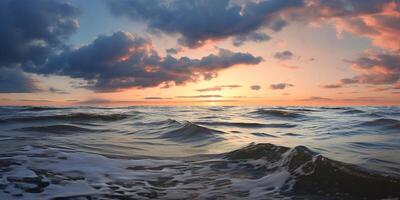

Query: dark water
0 106 400 199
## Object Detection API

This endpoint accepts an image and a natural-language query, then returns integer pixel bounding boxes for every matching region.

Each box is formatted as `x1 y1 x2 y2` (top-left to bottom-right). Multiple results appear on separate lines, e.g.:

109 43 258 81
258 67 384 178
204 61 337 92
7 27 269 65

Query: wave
15 124 105 134
8 113 131 122
159 121 225 143
2 143 400 199
251 109 306 119
341 109 365 114
251 132 279 137
225 143 400 199
320 106 350 110
361 118 400 129
132 119 180 126
195 121 297 128
282 133 303 136
20 106 71 112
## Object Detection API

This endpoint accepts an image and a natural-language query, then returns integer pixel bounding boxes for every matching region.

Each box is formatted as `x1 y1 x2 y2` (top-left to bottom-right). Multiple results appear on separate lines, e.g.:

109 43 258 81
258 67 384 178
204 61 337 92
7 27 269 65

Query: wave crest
251 109 306 119
159 121 225 143
361 118 400 130
16 124 105 134
9 113 131 122
225 143 400 198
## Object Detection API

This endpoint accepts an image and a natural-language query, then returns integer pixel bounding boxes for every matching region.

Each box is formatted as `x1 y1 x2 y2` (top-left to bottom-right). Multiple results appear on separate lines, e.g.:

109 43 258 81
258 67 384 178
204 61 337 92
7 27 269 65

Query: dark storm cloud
273 51 294 61
0 0 79 93
109 0 304 48
31 31 262 92
0 0 79 67
196 85 241 92
250 85 261 90
269 83 294 90
232 32 271 47
0 68 39 93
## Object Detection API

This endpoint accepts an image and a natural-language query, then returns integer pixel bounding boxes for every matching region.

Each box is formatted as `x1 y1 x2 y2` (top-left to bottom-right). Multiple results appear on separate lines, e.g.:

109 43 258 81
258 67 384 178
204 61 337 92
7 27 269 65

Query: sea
0 106 399 199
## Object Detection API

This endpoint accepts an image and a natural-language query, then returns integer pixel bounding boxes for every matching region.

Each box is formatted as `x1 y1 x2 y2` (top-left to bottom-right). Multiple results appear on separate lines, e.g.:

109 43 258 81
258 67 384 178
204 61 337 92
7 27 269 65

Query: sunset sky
0 0 399 106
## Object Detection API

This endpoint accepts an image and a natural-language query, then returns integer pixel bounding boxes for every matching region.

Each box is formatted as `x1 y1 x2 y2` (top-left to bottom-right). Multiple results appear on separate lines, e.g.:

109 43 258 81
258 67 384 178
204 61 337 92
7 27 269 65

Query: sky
0 0 399 106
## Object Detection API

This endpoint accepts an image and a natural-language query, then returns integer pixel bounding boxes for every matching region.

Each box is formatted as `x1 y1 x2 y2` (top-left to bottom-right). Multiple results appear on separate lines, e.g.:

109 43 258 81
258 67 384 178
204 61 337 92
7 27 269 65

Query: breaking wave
1 143 399 199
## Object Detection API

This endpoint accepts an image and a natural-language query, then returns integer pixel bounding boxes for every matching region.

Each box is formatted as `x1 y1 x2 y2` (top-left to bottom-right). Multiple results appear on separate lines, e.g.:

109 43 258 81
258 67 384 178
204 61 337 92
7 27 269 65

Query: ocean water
0 106 399 199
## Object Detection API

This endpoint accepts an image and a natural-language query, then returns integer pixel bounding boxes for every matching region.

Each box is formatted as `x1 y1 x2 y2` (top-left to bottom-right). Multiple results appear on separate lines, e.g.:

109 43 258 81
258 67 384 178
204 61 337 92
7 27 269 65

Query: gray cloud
196 85 241 92
176 95 223 98
274 51 294 61
29 31 262 92
109 0 304 48
233 32 271 47
250 85 261 90
300 96 333 101
49 87 69 94
166 47 182 54
322 84 342 89
326 51 400 88
270 83 294 90
0 0 79 93
144 97 172 100
0 0 79 67
0 68 39 93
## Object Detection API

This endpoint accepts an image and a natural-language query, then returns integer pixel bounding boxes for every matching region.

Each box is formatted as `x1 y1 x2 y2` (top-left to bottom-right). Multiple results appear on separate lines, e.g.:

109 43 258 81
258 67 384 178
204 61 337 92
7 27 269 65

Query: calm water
0 106 399 199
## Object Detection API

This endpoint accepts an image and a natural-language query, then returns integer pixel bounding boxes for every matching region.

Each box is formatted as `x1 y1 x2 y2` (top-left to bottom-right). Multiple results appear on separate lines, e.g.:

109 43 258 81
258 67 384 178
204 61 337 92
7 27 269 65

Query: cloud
109 0 304 48
300 96 333 101
299 96 381 102
196 85 241 92
0 0 79 67
0 0 79 94
76 98 149 105
250 85 261 90
292 0 400 52
232 32 271 46
49 87 69 94
269 83 294 90
29 31 262 92
144 97 172 100
166 47 182 54
322 84 342 89
176 95 223 98
347 51 400 85
0 68 40 93
274 50 294 60
326 51 400 88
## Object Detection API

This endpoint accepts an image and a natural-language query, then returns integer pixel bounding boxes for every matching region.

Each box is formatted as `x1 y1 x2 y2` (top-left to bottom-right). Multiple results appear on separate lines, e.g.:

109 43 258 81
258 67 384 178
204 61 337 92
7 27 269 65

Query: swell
195 121 297 128
20 106 71 112
360 118 400 130
224 143 400 199
158 121 226 143
7 113 131 122
251 109 306 119
15 124 106 134
341 109 365 114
